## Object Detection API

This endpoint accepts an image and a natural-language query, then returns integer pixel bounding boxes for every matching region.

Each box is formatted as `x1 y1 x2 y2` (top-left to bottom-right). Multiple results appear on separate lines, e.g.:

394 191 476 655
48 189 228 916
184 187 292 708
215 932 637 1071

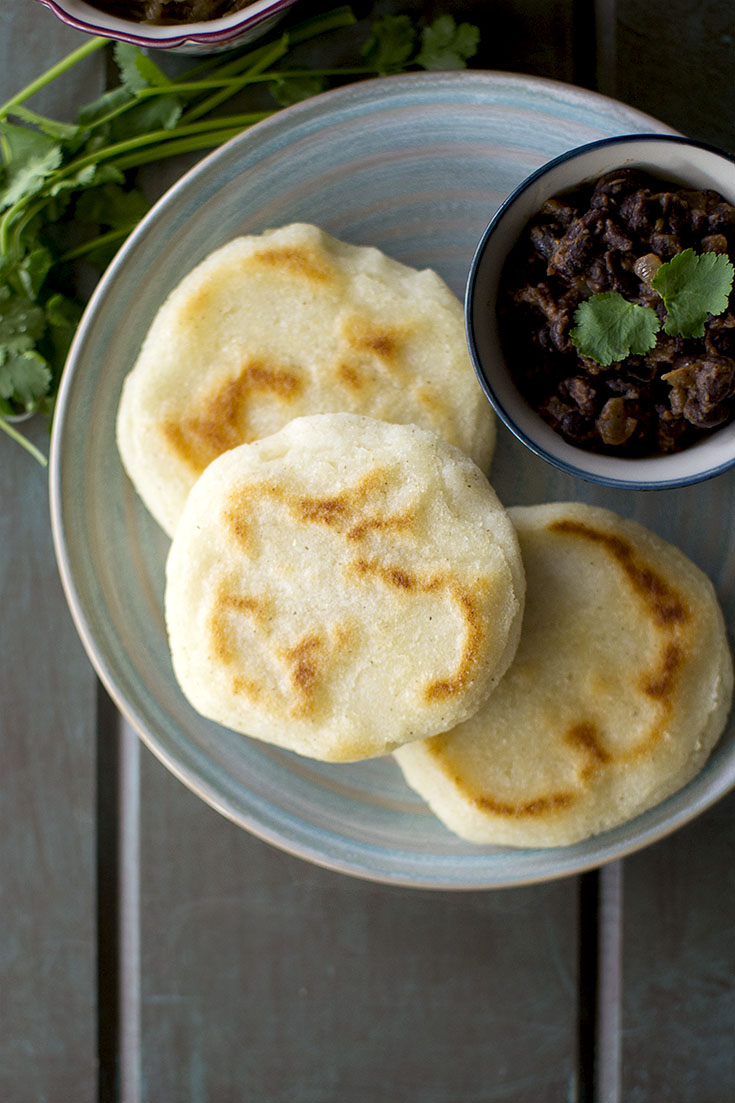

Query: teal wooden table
2 3 734 1100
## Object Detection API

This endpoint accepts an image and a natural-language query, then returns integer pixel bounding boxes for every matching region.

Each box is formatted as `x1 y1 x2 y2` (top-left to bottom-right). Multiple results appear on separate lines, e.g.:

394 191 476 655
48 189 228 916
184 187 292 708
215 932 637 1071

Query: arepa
164 414 524 762
394 501 733 847
117 222 495 535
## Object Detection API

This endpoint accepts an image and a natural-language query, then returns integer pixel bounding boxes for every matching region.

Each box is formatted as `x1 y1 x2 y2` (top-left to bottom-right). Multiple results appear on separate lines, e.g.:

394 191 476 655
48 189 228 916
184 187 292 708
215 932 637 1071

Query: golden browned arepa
394 502 733 847
164 414 524 762
117 223 495 536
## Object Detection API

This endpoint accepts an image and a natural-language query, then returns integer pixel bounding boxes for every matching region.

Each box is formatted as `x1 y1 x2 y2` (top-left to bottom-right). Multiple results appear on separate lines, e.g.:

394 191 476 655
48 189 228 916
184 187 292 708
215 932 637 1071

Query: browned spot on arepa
207 590 271 709
223 469 413 548
342 315 404 362
423 586 486 702
437 719 609 821
549 519 689 626
351 558 417 590
335 361 367 391
566 720 611 769
641 641 684 699
208 590 270 663
163 360 303 474
285 633 324 690
214 466 493 714
350 557 486 701
251 244 336 284
471 787 574 818
346 508 417 541
547 519 692 749
430 519 697 823
208 586 333 719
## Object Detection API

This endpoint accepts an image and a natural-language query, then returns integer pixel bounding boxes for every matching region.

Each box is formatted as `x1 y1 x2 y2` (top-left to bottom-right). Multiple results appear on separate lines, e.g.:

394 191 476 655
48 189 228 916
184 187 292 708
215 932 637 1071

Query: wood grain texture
0 419 98 1102
0 11 105 1101
620 797 735 1102
7 1 735 1100
613 0 735 148
606 3 735 1099
134 731 580 1103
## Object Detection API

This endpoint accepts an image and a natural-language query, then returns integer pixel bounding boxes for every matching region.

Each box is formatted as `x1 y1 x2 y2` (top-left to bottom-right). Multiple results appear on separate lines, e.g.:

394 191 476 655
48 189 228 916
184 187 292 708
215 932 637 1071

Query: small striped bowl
35 0 299 54
466 133 735 491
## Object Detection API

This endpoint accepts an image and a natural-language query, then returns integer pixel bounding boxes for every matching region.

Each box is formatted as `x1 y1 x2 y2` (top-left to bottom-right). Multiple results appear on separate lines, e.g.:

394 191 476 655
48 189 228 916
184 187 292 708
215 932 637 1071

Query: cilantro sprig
363 12 479 73
570 248 735 366
652 248 733 337
570 293 660 367
0 8 480 463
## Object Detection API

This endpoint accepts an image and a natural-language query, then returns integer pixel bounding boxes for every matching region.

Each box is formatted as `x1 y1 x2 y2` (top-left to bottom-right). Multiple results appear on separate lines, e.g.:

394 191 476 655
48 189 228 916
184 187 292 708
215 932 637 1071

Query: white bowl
465 133 735 490
36 0 299 54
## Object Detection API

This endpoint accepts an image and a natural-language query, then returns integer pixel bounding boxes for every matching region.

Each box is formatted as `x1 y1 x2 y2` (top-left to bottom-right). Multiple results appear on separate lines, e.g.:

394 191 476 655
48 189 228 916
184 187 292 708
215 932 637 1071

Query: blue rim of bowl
35 0 294 48
465 132 735 490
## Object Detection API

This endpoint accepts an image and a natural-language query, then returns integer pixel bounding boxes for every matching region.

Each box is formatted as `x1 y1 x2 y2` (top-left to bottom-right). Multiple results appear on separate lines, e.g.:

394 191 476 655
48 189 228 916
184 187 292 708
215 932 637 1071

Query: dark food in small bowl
498 167 735 457
88 0 250 22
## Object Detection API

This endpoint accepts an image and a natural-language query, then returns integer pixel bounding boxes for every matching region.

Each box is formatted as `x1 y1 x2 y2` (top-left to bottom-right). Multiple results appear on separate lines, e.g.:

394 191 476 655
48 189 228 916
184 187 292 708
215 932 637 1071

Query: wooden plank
612 0 735 149
605 3 735 1099
133 729 580 1103
620 801 735 1101
0 421 98 1103
0 13 106 1101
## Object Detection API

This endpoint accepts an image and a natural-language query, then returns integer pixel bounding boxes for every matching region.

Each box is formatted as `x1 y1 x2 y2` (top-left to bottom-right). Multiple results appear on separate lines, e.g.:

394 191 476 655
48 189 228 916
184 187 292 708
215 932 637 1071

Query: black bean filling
497 168 735 455
88 0 250 24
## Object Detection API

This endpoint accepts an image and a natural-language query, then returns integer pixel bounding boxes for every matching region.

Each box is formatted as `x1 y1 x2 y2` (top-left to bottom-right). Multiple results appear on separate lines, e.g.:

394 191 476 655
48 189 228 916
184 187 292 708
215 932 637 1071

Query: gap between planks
578 862 624 1103
97 686 142 1103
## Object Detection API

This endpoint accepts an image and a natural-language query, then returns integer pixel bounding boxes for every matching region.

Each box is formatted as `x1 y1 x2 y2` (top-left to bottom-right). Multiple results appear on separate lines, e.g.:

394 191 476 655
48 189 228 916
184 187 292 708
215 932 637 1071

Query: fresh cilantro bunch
362 13 480 73
0 7 481 463
570 248 735 366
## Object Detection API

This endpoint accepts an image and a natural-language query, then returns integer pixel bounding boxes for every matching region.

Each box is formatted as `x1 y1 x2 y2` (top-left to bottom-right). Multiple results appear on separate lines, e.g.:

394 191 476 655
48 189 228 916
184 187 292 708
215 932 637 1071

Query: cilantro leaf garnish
270 74 327 108
570 248 735 365
361 13 479 76
113 41 171 94
0 349 51 412
0 124 64 212
652 247 734 337
570 292 660 366
361 15 417 74
415 14 480 70
0 285 46 351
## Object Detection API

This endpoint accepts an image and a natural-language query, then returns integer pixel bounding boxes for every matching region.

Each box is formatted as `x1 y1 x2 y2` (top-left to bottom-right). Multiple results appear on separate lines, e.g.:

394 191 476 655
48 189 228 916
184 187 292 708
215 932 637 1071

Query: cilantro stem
0 37 107 120
0 113 271 254
59 225 137 263
175 5 356 120
119 67 376 98
0 416 48 465
63 114 270 169
175 4 355 83
3 103 78 138
109 126 258 171
284 6 357 47
180 37 289 124
2 197 45 259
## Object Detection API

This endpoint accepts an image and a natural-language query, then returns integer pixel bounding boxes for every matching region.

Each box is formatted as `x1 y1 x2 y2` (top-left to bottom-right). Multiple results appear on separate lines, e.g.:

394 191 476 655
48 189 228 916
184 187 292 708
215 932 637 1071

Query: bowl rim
35 0 296 47
465 131 735 489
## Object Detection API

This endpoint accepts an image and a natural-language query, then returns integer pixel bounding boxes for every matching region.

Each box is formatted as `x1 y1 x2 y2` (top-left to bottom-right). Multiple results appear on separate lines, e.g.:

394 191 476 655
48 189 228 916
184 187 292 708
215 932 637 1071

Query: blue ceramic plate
50 72 735 888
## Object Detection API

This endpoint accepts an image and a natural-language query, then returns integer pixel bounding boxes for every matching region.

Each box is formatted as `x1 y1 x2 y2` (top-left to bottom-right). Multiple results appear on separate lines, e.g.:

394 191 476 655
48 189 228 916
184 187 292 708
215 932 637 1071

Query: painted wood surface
0 13 101 1102
2 1 735 1101
603 4 735 1099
